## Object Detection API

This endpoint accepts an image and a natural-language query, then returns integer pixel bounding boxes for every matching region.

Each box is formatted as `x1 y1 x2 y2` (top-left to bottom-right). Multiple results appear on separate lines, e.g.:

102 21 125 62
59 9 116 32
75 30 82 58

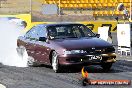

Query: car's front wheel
51 51 60 73
101 63 112 71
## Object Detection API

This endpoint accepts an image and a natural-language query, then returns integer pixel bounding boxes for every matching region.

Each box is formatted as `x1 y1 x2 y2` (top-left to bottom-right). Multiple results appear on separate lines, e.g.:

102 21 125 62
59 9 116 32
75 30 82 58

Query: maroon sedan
17 23 116 72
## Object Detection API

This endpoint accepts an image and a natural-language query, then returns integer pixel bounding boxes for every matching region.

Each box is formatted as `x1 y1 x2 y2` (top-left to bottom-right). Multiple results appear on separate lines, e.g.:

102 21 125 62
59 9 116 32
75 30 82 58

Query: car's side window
25 25 47 41
24 26 38 40
36 25 47 39
24 26 34 39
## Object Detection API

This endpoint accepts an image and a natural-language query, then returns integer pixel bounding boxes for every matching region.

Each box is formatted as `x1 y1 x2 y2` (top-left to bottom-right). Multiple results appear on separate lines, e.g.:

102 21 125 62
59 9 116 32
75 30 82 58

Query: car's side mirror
39 37 47 42
95 34 100 38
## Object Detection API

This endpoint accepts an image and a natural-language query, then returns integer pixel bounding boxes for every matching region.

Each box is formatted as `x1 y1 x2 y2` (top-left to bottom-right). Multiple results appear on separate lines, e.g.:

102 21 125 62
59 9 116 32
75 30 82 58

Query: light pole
130 0 131 21
30 0 32 15
0 0 1 8
59 0 61 15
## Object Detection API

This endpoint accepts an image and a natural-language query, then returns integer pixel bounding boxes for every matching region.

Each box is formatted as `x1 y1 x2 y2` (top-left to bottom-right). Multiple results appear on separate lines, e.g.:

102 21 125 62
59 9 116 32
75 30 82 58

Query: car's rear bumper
58 53 116 66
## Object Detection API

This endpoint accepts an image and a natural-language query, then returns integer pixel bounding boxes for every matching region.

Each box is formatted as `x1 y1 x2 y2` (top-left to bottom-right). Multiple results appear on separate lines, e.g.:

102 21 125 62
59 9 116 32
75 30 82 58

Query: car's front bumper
58 53 116 66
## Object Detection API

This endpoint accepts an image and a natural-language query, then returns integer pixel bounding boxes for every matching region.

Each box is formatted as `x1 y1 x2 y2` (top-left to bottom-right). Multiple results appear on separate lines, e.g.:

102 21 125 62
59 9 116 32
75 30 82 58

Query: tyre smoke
0 17 28 67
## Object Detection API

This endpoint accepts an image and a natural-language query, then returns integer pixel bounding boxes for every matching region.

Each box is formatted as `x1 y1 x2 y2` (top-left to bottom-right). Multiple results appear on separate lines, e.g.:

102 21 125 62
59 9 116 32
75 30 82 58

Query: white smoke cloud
0 17 28 67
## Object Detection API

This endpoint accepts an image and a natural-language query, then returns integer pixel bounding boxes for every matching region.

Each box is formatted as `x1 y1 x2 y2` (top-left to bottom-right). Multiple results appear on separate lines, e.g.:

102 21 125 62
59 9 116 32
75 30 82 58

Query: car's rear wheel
51 51 60 73
17 46 35 67
101 63 112 71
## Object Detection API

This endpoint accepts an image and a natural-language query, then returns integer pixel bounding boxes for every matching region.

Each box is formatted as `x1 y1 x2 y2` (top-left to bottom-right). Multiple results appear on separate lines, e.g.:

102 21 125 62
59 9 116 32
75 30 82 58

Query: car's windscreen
47 24 95 39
